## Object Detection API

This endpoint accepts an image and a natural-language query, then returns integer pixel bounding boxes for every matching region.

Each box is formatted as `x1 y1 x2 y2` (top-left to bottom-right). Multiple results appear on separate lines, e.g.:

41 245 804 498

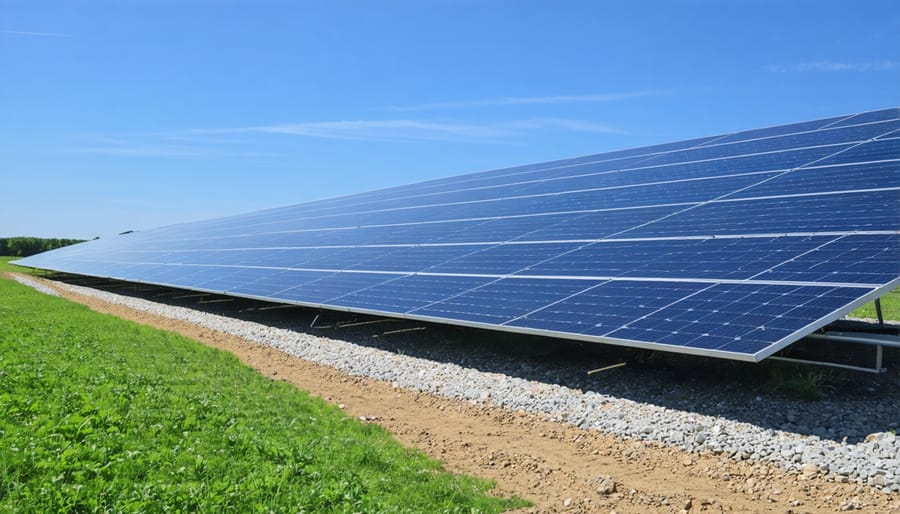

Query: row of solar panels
187 109 896 222
20 255 876 358
29 233 897 284
149 127 898 240
15 107 900 362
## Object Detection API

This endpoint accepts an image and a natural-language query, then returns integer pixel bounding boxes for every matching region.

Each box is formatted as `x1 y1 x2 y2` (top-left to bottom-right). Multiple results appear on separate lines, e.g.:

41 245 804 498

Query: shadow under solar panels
13 107 900 362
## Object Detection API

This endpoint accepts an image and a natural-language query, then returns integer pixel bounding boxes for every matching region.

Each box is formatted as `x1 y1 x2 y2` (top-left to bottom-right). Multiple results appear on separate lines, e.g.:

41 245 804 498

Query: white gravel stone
12 275 61 296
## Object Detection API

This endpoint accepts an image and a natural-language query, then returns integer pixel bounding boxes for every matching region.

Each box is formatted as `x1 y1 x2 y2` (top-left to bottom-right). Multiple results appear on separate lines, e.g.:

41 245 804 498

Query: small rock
563 497 572 507
595 475 616 495
801 463 819 478
684 497 693 510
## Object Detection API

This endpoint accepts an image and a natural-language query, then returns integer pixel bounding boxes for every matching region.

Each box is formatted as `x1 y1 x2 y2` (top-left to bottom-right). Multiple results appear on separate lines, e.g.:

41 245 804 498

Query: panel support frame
771 331 900 374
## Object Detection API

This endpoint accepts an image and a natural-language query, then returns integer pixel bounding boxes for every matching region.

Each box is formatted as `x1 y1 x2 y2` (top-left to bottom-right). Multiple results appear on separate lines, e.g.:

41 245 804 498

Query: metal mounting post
875 298 885 328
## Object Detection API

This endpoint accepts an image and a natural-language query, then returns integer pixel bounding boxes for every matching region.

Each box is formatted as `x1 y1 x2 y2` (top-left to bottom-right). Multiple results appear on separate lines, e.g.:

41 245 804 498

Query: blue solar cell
810 137 900 167
828 108 900 128
603 283 872 354
437 213 584 243
320 155 662 212
116 263 175 282
192 267 286 292
295 247 398 270
387 136 722 198
561 134 721 162
347 220 482 245
63 260 114 277
506 280 707 335
429 242 579 275
344 245 484 272
511 205 683 241
521 145 852 195
365 154 660 202
276 272 396 304
410 278 600 324
518 173 769 213
333 274 491 313
727 161 900 199
167 145 860 229
520 236 840 280
13 108 900 362
752 234 900 284
644 123 897 167
625 190 900 237
167 265 248 288
708 115 850 145
227 269 326 298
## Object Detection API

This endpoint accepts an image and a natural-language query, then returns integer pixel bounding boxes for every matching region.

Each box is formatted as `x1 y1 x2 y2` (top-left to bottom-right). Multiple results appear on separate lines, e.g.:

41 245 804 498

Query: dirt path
22 275 900 513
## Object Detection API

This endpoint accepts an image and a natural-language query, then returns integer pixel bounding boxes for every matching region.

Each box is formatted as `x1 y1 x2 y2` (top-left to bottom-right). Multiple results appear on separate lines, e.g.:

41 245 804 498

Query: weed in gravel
765 364 832 401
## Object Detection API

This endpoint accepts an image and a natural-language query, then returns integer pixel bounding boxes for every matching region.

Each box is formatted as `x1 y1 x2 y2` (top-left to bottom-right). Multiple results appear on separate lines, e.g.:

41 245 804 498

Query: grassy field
0 256 24 273
0 276 527 512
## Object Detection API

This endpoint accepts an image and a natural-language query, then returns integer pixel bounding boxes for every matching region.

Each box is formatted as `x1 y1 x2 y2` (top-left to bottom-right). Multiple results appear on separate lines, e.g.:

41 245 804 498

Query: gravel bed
23 279 900 494
12 275 61 296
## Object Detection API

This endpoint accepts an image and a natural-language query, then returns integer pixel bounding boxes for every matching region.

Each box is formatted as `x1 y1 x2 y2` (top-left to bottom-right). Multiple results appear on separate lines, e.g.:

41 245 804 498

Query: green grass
0 256 40 275
0 277 528 513
848 286 900 321
763 364 831 401
0 256 23 273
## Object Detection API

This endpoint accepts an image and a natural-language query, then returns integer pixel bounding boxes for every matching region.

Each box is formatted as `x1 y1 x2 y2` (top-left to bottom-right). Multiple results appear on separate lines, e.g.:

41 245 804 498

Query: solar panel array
15 108 900 361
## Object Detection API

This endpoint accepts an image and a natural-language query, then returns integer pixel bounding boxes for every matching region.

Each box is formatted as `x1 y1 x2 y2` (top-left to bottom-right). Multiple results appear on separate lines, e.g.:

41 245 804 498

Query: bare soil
19 274 900 513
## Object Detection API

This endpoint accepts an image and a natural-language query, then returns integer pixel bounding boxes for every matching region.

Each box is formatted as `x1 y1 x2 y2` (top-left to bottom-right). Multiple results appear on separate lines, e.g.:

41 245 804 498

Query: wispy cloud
73 116 626 158
382 90 665 111
500 118 626 133
72 137 282 160
185 117 626 143
0 29 71 38
244 119 514 142
765 60 900 72
74 141 210 158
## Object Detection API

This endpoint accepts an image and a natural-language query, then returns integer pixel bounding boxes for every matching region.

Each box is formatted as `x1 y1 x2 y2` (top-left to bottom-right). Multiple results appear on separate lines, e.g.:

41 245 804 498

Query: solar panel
14 107 900 362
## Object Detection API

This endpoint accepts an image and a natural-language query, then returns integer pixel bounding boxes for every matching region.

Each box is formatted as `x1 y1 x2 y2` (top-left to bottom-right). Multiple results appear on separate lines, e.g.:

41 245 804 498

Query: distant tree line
0 237 86 257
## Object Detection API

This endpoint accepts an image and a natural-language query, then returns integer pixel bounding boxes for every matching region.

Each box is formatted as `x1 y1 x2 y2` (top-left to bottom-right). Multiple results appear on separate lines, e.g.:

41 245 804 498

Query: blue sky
2 0 898 239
